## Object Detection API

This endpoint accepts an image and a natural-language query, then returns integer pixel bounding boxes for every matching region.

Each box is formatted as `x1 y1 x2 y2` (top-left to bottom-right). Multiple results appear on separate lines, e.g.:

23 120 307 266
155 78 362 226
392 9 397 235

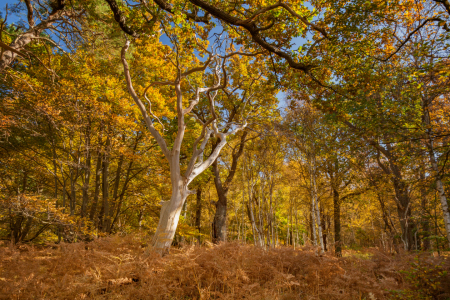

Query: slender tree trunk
241 167 246 243
100 136 111 232
269 181 275 248
246 189 260 245
195 187 202 244
68 134 80 216
108 153 124 232
99 135 111 232
69 169 76 216
212 160 228 243
423 99 450 248
427 141 450 248
420 170 431 250
60 165 67 216
377 193 393 233
310 199 317 245
110 161 134 232
81 121 92 218
89 151 103 221
51 133 58 207
333 188 342 256
258 184 265 246
110 135 140 232
314 196 324 252
312 157 324 253
321 207 327 252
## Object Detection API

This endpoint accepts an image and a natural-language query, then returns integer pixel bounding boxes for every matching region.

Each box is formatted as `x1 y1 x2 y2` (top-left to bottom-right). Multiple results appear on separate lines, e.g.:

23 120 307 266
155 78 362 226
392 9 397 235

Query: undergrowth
0 235 449 299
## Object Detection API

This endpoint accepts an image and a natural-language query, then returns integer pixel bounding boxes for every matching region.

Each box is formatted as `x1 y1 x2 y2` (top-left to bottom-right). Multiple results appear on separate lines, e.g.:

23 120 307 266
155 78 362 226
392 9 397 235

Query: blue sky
1 0 312 110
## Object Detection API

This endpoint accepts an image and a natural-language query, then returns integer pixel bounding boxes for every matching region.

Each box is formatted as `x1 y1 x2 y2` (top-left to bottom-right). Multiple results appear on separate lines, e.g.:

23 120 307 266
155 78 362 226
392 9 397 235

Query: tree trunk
321 208 327 252
81 121 92 218
246 192 261 245
69 169 76 216
211 131 248 243
110 160 134 232
212 160 228 243
110 135 140 232
427 141 450 249
311 155 325 253
99 135 111 232
89 151 103 222
376 144 415 250
108 153 124 233
310 200 317 246
152 177 190 254
419 168 431 250
314 196 325 252
195 187 202 244
333 188 342 256
258 185 265 246
392 176 415 250
269 180 275 247
422 98 450 248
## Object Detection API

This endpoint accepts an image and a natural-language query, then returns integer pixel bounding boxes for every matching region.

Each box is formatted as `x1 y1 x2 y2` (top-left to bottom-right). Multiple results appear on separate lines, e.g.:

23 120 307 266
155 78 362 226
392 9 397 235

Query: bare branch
152 0 210 23
24 0 35 27
104 0 140 38
184 0 326 72
121 40 170 158
376 18 447 62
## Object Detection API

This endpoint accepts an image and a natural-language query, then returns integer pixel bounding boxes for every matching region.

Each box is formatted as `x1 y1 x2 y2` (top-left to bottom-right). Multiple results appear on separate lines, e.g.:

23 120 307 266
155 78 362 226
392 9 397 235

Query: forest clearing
1 0 450 299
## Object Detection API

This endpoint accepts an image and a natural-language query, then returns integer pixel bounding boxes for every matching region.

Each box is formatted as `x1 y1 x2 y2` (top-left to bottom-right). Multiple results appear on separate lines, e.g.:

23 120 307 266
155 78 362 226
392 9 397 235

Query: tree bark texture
333 188 342 256
212 160 228 243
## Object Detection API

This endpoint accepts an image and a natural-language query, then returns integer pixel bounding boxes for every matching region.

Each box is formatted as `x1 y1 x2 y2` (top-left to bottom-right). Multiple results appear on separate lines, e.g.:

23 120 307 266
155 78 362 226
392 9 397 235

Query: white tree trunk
310 154 324 253
314 195 325 253
310 188 318 246
152 165 192 252
423 107 450 249
309 161 318 246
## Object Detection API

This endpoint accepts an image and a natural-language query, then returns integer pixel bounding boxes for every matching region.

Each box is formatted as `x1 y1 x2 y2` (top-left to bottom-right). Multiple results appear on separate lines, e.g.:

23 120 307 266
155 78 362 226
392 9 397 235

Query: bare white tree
121 40 247 253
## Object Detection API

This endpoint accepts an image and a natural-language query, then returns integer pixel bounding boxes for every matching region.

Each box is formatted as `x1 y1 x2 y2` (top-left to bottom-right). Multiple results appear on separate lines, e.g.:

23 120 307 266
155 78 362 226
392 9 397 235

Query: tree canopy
1 0 450 257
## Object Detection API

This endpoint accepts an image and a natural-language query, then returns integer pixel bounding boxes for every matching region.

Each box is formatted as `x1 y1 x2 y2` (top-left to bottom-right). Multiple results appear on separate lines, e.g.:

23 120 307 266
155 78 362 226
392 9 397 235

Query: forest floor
0 235 449 300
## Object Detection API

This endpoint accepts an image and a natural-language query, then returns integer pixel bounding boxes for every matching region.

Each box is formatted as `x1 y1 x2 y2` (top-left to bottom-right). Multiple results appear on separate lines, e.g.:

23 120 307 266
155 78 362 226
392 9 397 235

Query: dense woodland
1 0 450 298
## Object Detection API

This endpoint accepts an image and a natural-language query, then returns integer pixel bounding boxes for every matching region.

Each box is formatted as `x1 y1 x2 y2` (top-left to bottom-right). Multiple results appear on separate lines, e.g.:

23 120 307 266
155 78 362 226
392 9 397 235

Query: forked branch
121 40 170 158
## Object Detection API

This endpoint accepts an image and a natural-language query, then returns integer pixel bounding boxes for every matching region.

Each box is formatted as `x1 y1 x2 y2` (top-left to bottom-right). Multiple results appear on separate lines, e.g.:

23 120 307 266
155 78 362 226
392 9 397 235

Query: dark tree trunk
333 188 341 257
375 144 415 250
195 187 202 244
212 160 228 243
420 170 431 251
392 176 415 250
108 153 124 233
69 171 76 216
81 120 92 218
211 131 248 243
110 160 134 232
321 208 327 252
377 193 393 233
89 151 103 222
110 133 141 232
99 135 111 232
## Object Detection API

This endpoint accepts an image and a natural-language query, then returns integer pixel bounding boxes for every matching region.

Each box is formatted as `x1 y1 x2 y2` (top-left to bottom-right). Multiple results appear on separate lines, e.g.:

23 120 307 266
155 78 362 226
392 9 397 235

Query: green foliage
391 257 449 300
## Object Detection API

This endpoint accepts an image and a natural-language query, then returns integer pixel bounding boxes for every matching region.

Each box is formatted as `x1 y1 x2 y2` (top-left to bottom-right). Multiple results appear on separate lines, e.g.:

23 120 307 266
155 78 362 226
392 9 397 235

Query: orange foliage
1 236 449 299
